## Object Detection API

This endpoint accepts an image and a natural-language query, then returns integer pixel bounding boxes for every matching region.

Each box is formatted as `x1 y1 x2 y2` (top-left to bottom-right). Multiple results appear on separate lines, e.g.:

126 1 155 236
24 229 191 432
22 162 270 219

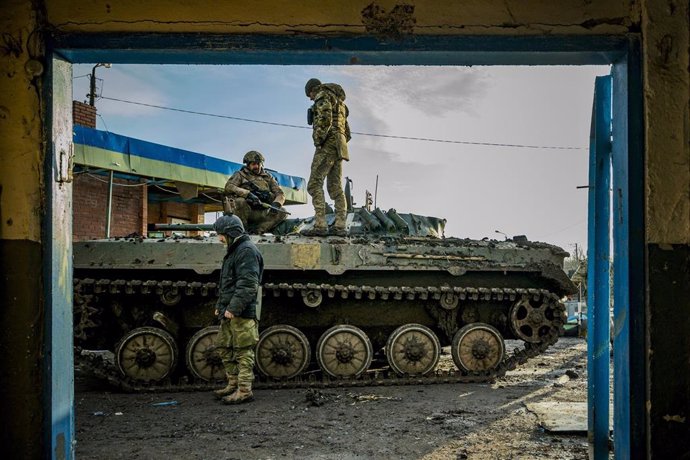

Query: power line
97 113 110 133
101 96 308 129
536 218 587 240
100 96 586 151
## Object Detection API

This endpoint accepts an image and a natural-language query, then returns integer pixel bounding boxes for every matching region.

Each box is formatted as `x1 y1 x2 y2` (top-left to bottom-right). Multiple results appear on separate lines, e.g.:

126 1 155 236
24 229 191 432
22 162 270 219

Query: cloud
337 66 491 117
343 144 439 206
317 66 492 156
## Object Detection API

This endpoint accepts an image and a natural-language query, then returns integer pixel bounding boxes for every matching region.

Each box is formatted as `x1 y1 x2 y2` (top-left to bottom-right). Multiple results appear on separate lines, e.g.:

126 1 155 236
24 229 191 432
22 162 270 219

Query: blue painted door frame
46 34 645 459
611 47 646 460
587 75 612 460
45 57 75 459
588 51 646 460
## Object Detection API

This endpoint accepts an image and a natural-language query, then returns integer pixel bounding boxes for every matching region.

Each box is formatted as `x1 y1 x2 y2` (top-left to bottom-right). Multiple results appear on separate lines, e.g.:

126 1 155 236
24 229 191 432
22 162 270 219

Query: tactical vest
240 170 270 192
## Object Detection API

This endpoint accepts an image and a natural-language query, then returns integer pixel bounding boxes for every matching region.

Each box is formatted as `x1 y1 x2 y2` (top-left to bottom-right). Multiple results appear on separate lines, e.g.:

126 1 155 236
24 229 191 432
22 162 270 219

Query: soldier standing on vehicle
212 214 263 405
302 78 351 237
223 150 286 234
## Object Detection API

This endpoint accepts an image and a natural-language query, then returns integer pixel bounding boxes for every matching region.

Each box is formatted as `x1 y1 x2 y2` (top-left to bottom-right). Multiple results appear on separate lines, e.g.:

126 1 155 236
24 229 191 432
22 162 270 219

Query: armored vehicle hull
74 210 575 389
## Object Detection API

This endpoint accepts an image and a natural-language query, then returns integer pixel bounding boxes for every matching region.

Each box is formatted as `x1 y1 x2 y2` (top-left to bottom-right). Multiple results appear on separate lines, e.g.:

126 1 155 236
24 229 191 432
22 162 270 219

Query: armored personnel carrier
74 206 575 390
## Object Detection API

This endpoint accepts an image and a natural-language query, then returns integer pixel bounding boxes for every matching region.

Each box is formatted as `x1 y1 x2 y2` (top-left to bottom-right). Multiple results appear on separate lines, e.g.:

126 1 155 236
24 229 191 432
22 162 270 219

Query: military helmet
243 150 265 165
213 214 245 238
305 78 321 96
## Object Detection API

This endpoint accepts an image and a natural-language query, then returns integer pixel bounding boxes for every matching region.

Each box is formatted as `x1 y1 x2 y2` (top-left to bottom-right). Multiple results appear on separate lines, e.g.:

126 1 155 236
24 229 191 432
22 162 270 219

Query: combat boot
301 226 328 236
221 387 254 405
330 227 347 237
213 374 238 399
302 212 328 236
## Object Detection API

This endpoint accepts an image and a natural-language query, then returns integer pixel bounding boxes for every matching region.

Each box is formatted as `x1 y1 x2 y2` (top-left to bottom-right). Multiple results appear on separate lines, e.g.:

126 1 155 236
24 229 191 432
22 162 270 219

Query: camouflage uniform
307 83 351 231
224 166 286 234
213 215 264 404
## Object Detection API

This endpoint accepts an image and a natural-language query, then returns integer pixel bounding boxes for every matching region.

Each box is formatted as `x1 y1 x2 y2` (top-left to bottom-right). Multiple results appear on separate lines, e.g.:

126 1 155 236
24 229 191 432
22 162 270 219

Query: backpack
322 83 346 101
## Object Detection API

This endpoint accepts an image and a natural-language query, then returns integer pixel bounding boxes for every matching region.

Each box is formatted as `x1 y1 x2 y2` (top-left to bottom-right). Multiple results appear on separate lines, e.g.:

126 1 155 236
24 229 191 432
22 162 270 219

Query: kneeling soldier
223 150 286 234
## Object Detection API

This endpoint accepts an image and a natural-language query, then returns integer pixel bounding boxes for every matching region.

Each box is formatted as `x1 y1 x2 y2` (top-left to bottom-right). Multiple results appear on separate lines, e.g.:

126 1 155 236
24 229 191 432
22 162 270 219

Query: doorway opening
49 35 644 459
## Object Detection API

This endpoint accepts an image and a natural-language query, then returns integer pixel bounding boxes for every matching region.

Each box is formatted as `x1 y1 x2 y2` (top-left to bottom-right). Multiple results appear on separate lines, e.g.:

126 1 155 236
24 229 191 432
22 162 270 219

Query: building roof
73 125 307 206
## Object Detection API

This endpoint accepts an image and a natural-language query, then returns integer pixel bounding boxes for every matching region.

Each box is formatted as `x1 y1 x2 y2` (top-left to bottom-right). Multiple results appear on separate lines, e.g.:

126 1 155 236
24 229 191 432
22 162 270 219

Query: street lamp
494 229 508 240
88 63 112 106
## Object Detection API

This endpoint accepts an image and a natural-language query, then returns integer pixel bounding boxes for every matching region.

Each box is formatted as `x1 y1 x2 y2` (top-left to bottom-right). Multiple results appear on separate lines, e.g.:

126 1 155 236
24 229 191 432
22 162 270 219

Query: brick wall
73 101 96 128
72 99 205 240
72 174 146 241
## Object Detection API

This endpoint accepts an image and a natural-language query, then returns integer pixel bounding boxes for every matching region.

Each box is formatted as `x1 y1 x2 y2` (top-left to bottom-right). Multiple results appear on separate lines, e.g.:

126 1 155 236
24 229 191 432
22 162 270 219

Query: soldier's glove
246 192 261 206
269 202 282 214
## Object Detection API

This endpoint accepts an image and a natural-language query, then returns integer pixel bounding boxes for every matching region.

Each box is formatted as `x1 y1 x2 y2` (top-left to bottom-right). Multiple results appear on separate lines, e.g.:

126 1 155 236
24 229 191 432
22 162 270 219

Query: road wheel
115 327 178 382
451 323 505 373
385 324 441 376
185 326 224 382
316 325 373 378
256 325 311 379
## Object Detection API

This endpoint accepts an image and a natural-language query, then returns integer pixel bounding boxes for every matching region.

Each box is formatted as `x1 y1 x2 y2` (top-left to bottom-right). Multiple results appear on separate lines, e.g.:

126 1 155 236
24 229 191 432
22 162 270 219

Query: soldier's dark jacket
224 166 285 206
216 235 264 319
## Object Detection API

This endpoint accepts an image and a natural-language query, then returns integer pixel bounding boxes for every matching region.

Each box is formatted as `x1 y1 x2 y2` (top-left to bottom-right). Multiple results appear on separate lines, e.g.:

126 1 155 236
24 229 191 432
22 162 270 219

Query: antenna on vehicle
374 174 379 209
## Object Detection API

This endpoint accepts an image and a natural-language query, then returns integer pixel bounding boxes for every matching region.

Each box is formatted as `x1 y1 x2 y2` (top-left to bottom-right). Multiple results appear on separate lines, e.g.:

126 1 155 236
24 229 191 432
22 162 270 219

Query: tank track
74 278 565 392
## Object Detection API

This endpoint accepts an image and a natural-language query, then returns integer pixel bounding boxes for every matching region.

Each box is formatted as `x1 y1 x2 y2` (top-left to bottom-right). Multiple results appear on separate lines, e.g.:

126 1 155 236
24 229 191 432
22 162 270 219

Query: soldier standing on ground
302 78 351 237
212 214 263 405
223 150 286 234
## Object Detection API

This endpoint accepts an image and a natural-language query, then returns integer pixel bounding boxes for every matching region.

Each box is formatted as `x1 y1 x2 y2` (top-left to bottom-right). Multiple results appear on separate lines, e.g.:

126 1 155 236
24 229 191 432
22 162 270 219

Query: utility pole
89 62 113 236
89 63 112 106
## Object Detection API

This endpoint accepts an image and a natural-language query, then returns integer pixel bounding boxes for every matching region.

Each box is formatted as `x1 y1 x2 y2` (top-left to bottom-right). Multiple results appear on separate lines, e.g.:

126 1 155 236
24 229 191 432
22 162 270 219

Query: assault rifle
256 201 290 215
245 181 290 215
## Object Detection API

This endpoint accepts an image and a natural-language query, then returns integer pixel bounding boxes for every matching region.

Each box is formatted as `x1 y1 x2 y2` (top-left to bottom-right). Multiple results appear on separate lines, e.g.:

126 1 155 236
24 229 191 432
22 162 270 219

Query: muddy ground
76 337 592 459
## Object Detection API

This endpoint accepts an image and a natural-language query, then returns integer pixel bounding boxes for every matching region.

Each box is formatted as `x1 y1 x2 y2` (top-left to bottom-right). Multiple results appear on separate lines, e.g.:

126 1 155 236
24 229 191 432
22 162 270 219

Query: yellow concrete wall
0 0 44 242
46 0 635 35
0 4 46 454
641 1 690 244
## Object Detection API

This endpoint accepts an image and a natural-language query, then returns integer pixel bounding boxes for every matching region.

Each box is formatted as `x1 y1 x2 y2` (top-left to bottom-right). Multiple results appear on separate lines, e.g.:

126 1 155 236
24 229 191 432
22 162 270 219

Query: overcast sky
73 64 609 252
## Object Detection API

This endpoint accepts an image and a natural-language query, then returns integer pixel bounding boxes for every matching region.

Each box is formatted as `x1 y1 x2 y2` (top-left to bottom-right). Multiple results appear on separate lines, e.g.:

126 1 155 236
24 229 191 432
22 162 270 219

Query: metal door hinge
58 143 73 183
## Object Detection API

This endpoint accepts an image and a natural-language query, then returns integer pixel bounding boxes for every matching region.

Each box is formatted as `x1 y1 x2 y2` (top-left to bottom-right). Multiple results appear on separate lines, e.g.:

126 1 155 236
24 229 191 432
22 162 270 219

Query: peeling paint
361 2 416 40
0 2 44 242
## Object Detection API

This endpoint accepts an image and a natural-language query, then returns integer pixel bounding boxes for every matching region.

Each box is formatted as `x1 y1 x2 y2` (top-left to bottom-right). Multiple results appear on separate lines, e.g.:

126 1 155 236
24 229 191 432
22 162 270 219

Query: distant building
71 101 306 240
